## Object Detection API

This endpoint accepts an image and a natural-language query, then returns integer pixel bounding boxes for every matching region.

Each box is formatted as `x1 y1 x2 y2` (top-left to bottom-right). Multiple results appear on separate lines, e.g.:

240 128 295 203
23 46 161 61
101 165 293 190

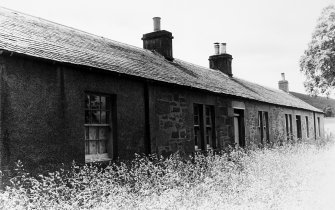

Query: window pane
106 111 111 124
91 111 100 124
89 127 98 140
85 127 89 140
98 140 107 154
206 117 211 125
90 95 100 110
85 141 89 154
85 111 90 124
206 107 210 116
194 116 199 125
85 95 90 109
194 127 200 149
206 127 212 144
194 105 199 115
101 111 106 124
99 127 109 139
101 96 106 110
106 97 111 110
89 140 97 154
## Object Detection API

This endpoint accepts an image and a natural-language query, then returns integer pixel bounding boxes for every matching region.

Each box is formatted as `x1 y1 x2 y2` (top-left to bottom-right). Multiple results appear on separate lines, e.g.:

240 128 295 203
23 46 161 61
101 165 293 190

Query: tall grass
0 140 333 209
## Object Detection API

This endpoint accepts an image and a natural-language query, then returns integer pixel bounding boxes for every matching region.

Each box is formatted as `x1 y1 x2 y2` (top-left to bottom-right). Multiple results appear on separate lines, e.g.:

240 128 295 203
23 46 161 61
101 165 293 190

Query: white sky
1 0 334 95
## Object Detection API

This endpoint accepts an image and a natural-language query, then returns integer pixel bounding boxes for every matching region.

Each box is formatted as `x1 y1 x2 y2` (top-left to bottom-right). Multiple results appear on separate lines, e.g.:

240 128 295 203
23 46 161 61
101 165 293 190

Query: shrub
0 138 333 209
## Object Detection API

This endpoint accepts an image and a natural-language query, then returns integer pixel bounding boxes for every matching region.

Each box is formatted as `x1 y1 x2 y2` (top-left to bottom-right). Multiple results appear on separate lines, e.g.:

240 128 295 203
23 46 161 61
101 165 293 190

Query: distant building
289 92 335 117
0 8 324 171
277 72 335 117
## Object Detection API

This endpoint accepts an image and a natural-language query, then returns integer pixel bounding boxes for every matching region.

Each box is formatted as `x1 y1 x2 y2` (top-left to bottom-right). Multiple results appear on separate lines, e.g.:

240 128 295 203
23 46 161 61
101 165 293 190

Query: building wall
0 55 326 170
148 85 234 156
148 85 325 156
1 55 147 169
243 101 321 146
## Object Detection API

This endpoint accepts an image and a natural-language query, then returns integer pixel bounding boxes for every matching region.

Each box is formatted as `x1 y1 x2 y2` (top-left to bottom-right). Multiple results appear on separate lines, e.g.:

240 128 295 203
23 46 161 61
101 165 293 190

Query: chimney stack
209 42 233 77
278 73 289 92
142 17 174 61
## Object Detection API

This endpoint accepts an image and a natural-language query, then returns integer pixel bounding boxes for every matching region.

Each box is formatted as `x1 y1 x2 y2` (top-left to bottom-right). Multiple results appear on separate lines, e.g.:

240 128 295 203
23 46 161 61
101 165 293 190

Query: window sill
85 154 112 163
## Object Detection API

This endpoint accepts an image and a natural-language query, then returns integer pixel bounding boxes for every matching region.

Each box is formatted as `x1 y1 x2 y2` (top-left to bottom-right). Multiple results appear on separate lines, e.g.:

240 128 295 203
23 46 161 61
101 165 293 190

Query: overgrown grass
0 139 334 209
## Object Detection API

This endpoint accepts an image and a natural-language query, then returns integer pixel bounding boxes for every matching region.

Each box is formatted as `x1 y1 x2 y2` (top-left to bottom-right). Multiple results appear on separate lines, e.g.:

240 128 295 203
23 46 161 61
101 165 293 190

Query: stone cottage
0 8 324 169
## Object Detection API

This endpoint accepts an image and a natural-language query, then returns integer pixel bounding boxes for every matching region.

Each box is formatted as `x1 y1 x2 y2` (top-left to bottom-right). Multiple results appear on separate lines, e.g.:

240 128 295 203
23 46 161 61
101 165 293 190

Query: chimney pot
220 43 226 54
153 17 161 32
281 73 285 81
214 42 220 55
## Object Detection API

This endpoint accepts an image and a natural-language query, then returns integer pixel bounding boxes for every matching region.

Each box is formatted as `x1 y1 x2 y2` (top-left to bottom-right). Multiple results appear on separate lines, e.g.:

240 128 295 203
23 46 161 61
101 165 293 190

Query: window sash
85 93 113 160
317 117 321 137
306 116 309 138
193 104 215 151
258 111 269 144
296 115 302 139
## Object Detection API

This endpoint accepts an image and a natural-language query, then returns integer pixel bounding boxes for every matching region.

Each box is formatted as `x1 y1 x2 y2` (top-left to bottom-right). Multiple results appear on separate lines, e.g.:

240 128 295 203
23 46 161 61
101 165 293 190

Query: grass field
0 140 334 209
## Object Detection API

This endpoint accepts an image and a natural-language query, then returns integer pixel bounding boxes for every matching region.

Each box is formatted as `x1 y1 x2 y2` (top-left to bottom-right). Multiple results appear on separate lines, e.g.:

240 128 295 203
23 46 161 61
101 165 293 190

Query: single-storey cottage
0 8 324 170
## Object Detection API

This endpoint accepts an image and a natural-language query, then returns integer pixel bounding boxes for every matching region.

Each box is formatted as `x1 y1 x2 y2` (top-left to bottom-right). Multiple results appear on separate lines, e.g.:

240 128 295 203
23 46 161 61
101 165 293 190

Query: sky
1 0 334 95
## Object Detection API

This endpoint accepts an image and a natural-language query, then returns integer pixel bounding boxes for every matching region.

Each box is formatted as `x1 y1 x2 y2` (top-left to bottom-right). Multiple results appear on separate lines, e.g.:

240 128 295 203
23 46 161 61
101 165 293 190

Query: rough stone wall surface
149 85 233 156
2 55 146 170
243 101 321 146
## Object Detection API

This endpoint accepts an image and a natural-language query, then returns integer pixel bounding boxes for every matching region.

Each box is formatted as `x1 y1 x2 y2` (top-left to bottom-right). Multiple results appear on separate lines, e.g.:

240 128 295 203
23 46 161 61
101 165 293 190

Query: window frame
317 117 321 137
305 116 309 138
296 115 302 139
193 104 216 151
84 92 115 163
258 111 269 144
285 114 293 140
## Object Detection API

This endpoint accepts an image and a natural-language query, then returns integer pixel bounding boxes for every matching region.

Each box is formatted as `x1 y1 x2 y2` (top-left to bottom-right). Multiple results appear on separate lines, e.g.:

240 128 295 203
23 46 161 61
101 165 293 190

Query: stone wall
149 85 234 156
243 100 321 146
1 55 147 170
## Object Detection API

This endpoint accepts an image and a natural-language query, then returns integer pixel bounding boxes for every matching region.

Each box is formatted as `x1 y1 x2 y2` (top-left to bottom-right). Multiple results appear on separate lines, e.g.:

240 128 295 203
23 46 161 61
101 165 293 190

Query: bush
0 139 333 209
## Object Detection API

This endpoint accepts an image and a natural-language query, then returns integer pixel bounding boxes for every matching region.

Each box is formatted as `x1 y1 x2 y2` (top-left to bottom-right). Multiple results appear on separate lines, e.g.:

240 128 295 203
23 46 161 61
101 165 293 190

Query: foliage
300 5 335 95
0 140 333 209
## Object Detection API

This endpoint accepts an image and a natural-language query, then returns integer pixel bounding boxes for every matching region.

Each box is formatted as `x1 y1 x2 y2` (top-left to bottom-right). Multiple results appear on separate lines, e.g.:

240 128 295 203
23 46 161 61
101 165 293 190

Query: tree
300 5 335 96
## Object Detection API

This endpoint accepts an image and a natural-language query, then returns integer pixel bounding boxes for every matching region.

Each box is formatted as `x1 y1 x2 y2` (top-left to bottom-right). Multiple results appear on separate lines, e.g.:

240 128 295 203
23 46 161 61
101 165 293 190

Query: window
193 104 202 151
85 93 114 162
285 114 293 140
258 111 269 144
234 109 245 147
205 106 215 150
193 104 215 151
296 115 302 139
305 116 309 138
317 117 321 137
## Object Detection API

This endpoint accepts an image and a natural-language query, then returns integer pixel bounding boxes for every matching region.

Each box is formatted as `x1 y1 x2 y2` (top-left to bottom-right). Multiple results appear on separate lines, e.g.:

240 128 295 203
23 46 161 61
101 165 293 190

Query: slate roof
0 7 322 113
